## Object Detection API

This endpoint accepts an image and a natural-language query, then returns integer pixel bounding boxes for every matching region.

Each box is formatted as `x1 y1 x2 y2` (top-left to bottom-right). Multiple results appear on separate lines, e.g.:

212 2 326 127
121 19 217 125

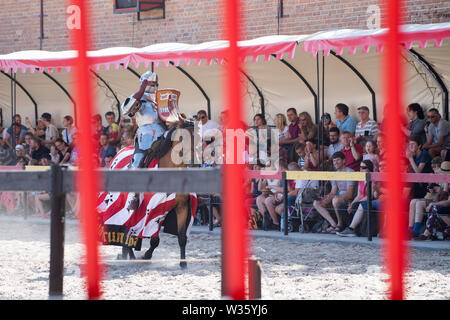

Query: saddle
141 120 194 168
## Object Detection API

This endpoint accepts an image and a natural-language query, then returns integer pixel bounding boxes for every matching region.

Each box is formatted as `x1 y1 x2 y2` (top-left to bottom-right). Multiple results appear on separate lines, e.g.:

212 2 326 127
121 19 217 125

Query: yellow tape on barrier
25 165 78 171
25 165 50 171
286 171 366 182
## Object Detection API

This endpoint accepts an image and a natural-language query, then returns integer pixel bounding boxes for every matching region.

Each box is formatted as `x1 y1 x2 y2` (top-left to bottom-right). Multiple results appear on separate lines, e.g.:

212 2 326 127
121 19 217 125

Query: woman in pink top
347 160 374 216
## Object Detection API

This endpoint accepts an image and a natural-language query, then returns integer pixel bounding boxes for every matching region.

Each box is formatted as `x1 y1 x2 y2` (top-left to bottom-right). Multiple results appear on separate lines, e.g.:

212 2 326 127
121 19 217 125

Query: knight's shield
156 89 181 124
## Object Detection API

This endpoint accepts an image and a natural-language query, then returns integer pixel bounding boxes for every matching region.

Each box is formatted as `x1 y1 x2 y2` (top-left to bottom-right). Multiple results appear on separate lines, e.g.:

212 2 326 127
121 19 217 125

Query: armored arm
121 80 149 116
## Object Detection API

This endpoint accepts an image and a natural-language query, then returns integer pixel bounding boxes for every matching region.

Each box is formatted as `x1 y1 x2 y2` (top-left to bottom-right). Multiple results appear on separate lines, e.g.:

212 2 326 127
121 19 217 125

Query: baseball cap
15 144 24 151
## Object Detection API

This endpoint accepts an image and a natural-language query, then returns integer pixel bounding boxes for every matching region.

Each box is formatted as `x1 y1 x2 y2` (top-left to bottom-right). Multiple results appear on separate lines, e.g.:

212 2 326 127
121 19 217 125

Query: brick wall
0 0 449 54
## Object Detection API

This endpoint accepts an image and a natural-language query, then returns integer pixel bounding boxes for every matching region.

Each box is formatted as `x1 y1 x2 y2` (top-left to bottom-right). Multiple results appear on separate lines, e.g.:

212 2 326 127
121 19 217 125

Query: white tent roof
0 22 449 128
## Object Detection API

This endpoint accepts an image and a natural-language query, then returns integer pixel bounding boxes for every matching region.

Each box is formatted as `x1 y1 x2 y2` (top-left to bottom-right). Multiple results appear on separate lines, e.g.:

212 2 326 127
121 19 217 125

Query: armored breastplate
135 97 160 127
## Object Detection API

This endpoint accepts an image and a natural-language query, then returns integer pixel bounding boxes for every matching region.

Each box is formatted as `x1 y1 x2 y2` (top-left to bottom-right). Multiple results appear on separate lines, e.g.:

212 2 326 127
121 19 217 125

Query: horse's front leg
176 194 190 269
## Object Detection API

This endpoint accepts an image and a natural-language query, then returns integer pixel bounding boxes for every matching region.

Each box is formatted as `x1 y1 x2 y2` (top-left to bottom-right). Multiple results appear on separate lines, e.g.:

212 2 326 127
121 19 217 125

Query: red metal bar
371 172 450 184
222 0 248 300
383 0 408 300
69 0 102 299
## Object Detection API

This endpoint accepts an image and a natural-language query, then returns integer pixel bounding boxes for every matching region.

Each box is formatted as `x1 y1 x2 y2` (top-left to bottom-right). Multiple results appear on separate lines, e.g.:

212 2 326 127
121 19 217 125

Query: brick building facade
0 0 449 54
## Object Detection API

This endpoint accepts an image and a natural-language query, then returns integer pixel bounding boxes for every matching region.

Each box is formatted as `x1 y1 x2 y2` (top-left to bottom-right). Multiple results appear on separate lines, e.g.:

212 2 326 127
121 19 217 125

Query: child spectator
363 140 379 172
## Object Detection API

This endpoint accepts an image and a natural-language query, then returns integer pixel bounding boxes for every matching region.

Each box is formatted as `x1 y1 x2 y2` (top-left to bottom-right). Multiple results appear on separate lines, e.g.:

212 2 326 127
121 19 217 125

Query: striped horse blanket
97 146 197 250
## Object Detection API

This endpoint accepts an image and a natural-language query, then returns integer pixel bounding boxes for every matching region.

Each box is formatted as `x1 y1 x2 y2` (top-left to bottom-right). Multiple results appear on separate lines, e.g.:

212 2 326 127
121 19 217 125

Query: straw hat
438 161 450 174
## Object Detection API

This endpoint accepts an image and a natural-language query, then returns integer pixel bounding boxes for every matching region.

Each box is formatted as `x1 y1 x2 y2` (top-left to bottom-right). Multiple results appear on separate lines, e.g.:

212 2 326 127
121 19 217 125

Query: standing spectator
297 112 317 143
40 113 59 148
313 151 356 233
0 137 14 165
335 103 356 135
354 106 378 145
29 136 50 164
5 114 28 148
423 108 450 158
340 131 363 171
61 115 77 149
405 103 426 144
104 111 120 147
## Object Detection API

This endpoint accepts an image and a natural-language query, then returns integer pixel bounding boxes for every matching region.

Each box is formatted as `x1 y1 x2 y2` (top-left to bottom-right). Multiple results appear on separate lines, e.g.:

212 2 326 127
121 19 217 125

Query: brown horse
120 119 199 268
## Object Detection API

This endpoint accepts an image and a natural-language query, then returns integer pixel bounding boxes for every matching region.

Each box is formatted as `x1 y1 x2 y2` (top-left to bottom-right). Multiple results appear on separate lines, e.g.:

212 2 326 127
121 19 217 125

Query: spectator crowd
0 102 449 242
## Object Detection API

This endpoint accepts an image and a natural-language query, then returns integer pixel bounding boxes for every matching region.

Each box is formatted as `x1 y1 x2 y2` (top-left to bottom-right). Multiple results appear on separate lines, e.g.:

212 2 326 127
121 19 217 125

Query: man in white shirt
197 110 220 139
354 106 378 145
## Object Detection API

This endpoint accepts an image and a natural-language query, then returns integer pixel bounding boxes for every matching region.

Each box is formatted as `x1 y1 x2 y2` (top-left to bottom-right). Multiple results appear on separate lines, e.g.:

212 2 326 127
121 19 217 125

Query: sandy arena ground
0 219 448 300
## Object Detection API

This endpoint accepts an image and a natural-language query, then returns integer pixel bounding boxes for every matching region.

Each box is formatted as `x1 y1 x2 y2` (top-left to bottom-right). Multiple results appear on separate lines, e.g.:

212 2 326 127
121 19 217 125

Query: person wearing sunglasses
196 109 220 139
422 108 450 158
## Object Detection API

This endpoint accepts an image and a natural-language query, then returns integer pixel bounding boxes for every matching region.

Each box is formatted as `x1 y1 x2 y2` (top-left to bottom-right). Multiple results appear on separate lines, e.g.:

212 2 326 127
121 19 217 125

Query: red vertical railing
384 0 408 300
69 0 102 299
222 0 248 299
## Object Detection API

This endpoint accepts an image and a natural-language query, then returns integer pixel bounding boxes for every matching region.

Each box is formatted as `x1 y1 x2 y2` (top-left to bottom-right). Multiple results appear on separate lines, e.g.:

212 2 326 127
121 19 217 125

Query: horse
116 119 199 268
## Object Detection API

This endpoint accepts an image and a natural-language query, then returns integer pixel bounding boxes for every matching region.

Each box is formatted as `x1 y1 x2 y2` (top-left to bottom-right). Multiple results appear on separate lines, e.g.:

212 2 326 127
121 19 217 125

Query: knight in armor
121 71 165 169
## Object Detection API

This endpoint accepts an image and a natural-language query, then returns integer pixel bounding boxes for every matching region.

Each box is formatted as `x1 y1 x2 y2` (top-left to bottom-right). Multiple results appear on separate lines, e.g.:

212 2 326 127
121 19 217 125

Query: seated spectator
0 137 15 165
40 112 59 148
280 108 301 162
415 194 450 241
98 133 117 167
5 114 28 148
55 138 71 165
319 113 337 146
294 142 306 169
92 114 106 142
325 127 343 165
249 113 271 164
409 183 446 238
376 134 386 162
336 160 375 236
69 133 80 166
431 156 442 174
363 140 379 172
334 103 356 135
423 108 450 158
274 113 290 161
405 103 427 144
259 161 288 230
313 151 357 233
354 106 378 145
48 143 62 164
340 131 363 171
104 111 120 147
297 112 317 144
406 135 434 200
61 115 77 148
197 109 220 140
304 138 319 171
29 136 50 165
7 123 25 148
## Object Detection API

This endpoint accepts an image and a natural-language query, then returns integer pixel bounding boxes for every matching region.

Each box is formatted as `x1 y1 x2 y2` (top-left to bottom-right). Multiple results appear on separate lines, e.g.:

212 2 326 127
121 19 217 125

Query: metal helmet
140 71 159 94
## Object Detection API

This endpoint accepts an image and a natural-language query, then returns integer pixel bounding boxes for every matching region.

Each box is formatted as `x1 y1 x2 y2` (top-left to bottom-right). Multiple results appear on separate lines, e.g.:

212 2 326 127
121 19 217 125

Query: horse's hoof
180 261 187 269
143 251 153 260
